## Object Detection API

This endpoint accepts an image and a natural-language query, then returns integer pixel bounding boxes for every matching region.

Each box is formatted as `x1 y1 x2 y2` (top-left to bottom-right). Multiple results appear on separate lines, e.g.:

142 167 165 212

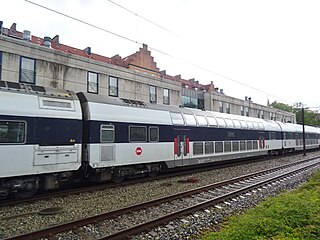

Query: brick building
0 21 295 123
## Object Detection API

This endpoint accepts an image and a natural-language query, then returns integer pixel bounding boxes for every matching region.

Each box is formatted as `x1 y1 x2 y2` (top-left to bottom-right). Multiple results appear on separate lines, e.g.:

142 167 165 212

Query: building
0 21 296 123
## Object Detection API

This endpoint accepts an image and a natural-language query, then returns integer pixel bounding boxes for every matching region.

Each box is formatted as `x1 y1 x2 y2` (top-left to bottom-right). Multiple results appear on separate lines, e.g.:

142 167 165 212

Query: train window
240 141 246 151
216 117 226 128
287 133 293 140
205 142 214 154
257 123 265 130
232 142 240 151
225 119 234 128
129 126 147 142
233 120 241 129
149 127 159 142
247 141 253 150
240 120 248 129
253 141 258 150
269 132 277 140
39 97 75 111
252 122 259 129
196 115 208 126
215 141 223 153
247 121 254 129
170 112 184 125
193 142 204 155
207 117 218 127
224 141 232 152
184 114 197 126
100 125 114 143
0 121 26 144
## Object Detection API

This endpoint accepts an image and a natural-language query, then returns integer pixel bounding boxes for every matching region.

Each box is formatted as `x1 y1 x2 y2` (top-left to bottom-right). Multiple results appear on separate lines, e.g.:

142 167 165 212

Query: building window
261 110 264 119
245 107 249 117
109 76 118 97
240 106 244 116
20 56 36 84
219 101 224 113
0 51 2 80
87 72 98 94
226 102 230 114
149 85 157 103
163 88 170 105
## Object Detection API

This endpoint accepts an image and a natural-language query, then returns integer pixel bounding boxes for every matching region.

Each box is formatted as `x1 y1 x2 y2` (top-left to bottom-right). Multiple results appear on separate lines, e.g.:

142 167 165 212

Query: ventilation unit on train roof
121 98 147 108
0 81 26 92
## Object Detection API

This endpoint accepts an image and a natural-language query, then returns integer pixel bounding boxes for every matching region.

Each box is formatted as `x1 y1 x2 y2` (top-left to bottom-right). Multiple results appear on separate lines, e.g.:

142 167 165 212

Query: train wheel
14 182 38 198
112 175 125 183
148 171 158 178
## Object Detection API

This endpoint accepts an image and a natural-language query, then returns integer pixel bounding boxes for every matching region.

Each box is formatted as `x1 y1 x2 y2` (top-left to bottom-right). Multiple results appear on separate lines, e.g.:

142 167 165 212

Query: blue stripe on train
83 120 281 144
0 115 82 145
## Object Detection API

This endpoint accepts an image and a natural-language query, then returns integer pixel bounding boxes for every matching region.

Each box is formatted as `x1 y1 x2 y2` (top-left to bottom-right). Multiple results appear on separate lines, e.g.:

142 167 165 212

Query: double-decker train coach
76 92 320 183
0 81 82 198
1 81 320 198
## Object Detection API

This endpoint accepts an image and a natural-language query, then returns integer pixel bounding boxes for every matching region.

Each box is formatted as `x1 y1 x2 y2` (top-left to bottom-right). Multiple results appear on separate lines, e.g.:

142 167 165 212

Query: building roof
1 22 215 92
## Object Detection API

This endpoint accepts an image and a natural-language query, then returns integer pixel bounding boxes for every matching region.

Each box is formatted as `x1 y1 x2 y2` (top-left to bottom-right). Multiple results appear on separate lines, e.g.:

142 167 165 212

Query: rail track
5 156 320 240
1 153 294 208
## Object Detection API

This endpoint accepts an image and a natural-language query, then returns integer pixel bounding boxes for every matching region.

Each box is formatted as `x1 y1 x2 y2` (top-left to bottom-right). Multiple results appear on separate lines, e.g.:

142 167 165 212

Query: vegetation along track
5 156 320 240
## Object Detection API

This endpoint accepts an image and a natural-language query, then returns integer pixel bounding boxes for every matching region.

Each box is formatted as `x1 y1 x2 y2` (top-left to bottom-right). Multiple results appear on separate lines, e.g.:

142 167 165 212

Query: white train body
0 82 82 197
0 82 319 197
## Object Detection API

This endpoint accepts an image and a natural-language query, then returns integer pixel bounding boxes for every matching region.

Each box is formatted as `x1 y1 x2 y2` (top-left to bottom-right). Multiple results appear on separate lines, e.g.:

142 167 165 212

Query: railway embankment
201 170 320 240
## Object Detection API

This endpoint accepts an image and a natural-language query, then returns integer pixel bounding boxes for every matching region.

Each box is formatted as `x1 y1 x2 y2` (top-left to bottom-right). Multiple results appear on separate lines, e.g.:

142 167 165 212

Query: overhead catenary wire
106 0 182 38
24 0 297 106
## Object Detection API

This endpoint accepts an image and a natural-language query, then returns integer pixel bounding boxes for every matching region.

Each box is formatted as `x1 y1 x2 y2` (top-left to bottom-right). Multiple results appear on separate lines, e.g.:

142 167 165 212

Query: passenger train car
0 81 319 198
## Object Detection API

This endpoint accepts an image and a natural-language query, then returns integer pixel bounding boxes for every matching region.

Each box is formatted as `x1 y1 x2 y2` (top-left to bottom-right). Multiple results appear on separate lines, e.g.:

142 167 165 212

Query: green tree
271 101 320 126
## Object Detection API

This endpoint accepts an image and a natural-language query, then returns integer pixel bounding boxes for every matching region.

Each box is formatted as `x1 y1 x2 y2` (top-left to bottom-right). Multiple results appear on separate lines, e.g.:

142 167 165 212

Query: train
1 80 319 198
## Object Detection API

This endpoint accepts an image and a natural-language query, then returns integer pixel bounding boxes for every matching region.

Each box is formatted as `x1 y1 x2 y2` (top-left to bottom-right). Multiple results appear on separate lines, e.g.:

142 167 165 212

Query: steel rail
5 157 319 240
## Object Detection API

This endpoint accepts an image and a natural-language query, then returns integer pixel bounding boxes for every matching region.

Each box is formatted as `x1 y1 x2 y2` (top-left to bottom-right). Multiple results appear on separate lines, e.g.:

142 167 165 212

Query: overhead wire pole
302 107 306 156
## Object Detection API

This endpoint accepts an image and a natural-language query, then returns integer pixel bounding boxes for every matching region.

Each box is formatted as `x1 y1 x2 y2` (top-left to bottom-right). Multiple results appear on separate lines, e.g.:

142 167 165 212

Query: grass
201 170 320 240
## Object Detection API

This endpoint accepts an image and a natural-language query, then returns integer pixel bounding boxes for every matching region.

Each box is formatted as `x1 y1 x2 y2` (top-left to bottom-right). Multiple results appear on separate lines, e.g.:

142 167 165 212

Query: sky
1 0 320 109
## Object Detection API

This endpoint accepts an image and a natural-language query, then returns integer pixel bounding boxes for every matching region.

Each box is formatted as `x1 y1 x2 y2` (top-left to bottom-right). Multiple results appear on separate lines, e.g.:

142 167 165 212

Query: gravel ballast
0 152 319 239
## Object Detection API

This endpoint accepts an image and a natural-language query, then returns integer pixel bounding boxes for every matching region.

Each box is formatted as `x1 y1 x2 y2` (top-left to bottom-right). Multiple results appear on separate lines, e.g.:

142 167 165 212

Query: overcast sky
2 0 320 109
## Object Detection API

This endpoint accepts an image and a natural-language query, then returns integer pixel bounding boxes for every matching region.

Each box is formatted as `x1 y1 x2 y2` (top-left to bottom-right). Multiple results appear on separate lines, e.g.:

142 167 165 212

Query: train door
173 130 190 166
259 132 266 153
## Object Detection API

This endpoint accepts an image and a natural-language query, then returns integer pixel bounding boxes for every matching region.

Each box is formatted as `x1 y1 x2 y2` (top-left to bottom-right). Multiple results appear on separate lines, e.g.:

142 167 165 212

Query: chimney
84 47 91 55
0 21 3 35
9 23 17 36
23 30 31 41
52 35 60 44
160 70 166 76
43 36 52 47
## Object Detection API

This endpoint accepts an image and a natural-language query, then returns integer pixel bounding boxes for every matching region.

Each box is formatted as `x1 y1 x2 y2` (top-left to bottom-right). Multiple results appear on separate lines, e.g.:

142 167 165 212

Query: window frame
87 71 99 94
170 112 185 125
193 141 204 155
19 56 36 84
100 124 115 143
129 125 147 142
149 126 159 142
0 51 2 80
219 101 224 113
108 76 118 97
149 85 157 103
0 120 26 144
163 88 170 105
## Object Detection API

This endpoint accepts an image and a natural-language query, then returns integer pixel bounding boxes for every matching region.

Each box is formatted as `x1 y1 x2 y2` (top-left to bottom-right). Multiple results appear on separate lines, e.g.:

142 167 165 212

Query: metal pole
302 107 306 156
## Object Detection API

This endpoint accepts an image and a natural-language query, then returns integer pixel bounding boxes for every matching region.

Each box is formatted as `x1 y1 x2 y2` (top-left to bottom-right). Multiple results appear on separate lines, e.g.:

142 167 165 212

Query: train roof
0 81 81 119
78 92 299 132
